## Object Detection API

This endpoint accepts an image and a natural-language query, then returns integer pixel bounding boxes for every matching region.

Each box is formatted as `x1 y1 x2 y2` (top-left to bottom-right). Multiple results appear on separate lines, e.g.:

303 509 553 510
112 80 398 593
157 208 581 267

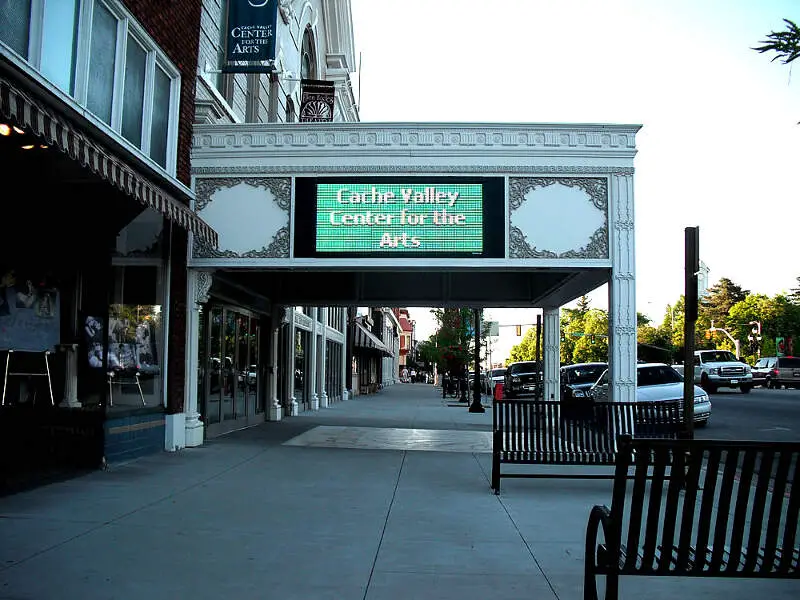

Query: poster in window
0 270 60 352
85 315 105 368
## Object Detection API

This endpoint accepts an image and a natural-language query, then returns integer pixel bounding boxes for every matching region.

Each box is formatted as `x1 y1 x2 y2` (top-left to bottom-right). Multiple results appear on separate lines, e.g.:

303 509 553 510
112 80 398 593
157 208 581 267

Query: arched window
300 27 316 80
286 96 296 122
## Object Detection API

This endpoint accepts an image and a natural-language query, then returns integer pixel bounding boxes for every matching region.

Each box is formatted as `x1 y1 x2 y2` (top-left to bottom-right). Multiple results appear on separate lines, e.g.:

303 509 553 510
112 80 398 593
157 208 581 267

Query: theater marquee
294 177 505 258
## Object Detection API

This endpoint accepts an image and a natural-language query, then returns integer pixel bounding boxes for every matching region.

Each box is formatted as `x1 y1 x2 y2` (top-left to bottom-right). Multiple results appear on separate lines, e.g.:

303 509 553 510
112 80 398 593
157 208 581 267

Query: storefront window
0 0 32 57
150 65 171 167
122 35 147 148
106 265 163 410
250 317 262 414
40 0 80 94
206 307 223 424
222 310 235 420
295 330 306 403
87 1 118 125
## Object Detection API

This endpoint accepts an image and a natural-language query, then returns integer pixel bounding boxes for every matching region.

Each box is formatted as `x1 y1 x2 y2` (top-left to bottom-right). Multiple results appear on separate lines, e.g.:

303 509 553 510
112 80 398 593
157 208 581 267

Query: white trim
161 222 173 409
197 66 242 124
1 0 182 179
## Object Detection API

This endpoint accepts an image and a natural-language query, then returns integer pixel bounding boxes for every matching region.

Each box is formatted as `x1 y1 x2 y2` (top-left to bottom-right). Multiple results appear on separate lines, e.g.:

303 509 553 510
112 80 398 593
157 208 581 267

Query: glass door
249 317 262 415
235 313 248 419
221 310 236 421
205 307 223 424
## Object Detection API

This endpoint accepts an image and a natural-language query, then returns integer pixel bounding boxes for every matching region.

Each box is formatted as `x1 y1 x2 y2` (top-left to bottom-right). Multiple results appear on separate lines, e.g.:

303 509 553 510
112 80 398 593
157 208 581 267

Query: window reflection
106 265 163 410
122 36 147 147
40 0 80 93
0 0 32 57
87 2 118 125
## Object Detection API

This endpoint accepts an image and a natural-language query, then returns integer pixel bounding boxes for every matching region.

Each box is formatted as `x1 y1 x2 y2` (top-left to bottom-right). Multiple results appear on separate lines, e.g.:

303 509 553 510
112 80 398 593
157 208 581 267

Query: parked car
752 356 777 388
503 361 541 398
589 362 711 426
753 356 800 389
560 362 608 402
483 367 507 395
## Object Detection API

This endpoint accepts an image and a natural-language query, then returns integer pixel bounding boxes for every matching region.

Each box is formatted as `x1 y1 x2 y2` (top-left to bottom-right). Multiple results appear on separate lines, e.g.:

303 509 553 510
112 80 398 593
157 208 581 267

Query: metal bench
491 399 682 494
585 436 800 600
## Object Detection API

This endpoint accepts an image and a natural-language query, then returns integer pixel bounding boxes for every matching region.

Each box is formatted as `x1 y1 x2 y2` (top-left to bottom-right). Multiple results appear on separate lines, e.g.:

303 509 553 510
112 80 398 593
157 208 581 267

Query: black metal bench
585 436 800 600
491 399 682 494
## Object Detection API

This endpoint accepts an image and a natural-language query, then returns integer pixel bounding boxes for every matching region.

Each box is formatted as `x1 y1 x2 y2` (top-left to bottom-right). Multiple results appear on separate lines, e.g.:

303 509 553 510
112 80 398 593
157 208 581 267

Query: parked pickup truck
673 350 753 394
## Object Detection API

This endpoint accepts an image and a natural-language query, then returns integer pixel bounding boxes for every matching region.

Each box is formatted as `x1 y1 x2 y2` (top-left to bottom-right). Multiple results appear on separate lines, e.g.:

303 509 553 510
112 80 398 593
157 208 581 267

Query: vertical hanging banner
299 79 335 122
224 0 278 72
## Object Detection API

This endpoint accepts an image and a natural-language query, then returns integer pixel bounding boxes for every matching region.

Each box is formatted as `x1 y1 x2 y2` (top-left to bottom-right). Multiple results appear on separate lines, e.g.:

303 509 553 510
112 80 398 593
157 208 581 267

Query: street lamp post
469 308 485 413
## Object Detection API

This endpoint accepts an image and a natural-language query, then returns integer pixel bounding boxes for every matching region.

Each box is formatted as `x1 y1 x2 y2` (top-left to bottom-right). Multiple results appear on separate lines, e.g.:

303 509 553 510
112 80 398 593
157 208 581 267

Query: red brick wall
122 1 201 414
122 0 201 187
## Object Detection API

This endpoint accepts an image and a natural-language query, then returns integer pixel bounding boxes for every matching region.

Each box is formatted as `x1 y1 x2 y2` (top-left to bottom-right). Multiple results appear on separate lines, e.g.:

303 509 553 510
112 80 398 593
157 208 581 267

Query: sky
349 0 800 363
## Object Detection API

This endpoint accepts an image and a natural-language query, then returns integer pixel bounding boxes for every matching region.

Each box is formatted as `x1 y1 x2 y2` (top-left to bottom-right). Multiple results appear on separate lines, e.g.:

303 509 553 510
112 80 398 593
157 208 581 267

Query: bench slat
641 447 668 570
727 450 759 574
694 446 722 572
780 457 800 572
762 450 793 572
676 445 705 571
657 446 686 574
711 448 739 571
625 445 653 570
743 450 776 573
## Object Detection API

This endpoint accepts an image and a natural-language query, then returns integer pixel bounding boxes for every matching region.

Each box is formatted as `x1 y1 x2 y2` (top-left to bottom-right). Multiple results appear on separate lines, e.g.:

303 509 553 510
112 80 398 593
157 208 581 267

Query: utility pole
682 227 699 440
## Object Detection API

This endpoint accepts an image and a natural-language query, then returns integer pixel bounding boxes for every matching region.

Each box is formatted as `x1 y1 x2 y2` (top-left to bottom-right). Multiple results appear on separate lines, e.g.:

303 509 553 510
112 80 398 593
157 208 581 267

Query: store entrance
200 305 264 437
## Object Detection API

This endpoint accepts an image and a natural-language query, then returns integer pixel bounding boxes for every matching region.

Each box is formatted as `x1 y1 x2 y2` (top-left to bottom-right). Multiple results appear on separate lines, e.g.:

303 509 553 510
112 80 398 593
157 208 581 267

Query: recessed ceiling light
0 124 10 136
21 144 35 150
13 126 24 134
39 144 48 149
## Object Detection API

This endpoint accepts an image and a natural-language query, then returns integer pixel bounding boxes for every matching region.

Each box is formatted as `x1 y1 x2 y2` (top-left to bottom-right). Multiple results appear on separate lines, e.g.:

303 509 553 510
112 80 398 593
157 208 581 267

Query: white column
268 309 282 421
287 310 299 416
341 308 349 401
308 308 319 410
179 270 213 449
608 173 637 403
60 343 81 408
542 307 561 402
319 308 329 408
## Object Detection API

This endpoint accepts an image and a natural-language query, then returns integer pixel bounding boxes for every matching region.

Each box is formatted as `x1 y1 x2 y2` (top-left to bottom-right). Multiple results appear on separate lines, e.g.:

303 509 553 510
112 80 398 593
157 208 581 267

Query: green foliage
508 327 538 363
572 309 609 363
429 307 475 373
753 18 800 64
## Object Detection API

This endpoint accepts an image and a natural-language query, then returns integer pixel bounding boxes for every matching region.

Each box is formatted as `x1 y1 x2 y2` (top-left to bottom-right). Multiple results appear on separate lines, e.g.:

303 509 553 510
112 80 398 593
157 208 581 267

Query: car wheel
740 385 752 394
767 378 775 389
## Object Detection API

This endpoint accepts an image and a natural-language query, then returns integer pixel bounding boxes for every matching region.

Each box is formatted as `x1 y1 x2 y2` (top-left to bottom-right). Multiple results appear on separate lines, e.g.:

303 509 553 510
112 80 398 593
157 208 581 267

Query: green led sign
315 183 483 253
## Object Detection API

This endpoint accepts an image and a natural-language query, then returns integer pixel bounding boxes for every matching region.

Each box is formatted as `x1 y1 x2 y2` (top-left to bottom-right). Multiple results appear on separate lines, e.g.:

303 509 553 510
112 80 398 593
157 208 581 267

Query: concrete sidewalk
0 383 797 599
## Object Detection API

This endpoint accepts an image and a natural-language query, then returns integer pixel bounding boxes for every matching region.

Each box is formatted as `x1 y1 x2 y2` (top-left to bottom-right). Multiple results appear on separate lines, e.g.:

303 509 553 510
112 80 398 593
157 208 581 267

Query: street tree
507 327 537 363
753 18 800 65
572 308 608 363
699 277 749 331
430 308 474 374
790 276 800 305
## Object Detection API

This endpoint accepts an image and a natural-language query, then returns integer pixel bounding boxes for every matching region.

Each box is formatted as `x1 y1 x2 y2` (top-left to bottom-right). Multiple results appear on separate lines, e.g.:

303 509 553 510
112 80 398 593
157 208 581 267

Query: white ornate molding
294 311 313 331
192 177 291 259
509 177 609 259
192 123 639 156
193 164 636 176
279 0 295 24
325 328 345 344
194 271 214 305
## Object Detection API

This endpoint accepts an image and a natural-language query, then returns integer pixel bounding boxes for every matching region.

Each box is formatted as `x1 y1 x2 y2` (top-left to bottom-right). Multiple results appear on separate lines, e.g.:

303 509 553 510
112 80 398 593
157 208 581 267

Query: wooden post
682 227 699 439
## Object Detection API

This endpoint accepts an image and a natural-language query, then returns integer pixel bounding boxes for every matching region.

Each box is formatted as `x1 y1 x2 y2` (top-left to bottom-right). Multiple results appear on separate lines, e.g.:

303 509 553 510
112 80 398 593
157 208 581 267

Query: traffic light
515 325 522 336
560 331 566 342
589 334 596 344
705 330 711 339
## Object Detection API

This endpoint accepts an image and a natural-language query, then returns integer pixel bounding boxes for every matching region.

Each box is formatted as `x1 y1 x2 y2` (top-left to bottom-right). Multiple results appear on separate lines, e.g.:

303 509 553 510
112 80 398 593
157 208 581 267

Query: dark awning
0 73 218 248
354 323 392 357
